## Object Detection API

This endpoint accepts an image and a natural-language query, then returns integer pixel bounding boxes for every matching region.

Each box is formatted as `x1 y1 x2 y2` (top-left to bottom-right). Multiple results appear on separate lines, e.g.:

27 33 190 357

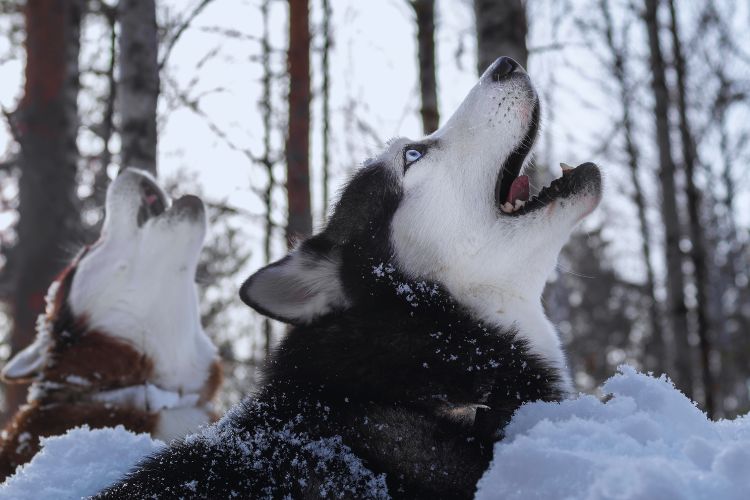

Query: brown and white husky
0 168 221 479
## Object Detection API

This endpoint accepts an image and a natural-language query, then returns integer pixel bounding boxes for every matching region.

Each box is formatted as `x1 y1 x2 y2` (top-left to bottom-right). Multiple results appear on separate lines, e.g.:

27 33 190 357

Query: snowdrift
2 366 748 500
476 366 750 500
0 426 164 500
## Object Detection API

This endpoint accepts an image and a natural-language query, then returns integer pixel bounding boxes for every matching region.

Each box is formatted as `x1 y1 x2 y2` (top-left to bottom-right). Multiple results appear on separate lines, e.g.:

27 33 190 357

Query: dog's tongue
506 175 530 204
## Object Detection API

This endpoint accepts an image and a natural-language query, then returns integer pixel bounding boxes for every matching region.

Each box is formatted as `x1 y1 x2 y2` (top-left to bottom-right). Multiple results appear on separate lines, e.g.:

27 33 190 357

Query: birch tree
474 0 528 73
320 0 333 216
643 0 694 399
598 0 664 372
260 0 276 354
666 0 715 416
118 0 159 174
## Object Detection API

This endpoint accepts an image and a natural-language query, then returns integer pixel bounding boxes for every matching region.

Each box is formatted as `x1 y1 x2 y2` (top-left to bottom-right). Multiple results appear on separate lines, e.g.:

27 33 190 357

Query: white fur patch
155 407 214 442
92 384 201 412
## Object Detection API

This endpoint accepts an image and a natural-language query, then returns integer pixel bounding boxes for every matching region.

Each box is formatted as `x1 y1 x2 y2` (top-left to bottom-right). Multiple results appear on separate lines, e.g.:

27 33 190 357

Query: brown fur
0 329 156 482
42 330 154 391
0 400 157 480
199 359 223 405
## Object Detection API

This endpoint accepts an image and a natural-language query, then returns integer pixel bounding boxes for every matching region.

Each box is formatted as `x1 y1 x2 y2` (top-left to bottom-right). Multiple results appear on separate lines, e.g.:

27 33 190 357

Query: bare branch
161 73 262 165
159 0 216 70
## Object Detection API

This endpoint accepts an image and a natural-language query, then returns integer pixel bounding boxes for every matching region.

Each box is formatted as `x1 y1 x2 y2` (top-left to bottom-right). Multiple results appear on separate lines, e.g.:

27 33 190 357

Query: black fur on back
96 161 564 499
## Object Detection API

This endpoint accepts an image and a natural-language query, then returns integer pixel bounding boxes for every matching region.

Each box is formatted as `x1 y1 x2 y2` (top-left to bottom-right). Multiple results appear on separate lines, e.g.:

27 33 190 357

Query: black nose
490 57 520 81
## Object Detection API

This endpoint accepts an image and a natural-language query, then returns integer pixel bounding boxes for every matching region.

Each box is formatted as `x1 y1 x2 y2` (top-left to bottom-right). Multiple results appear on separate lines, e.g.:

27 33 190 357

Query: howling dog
0 169 221 479
98 57 601 499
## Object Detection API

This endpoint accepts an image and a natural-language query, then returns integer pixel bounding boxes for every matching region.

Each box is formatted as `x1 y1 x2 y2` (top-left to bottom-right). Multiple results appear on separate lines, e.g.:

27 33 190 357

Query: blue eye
404 148 423 164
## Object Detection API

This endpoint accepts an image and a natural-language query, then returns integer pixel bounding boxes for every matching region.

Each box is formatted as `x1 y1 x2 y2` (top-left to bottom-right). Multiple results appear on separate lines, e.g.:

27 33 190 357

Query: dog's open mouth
496 162 601 217
494 106 600 217
137 178 168 226
494 103 538 217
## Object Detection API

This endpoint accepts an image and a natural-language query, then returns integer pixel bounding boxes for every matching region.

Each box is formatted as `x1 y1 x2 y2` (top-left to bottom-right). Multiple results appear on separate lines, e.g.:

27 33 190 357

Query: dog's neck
365 262 573 394
39 291 215 403
450 283 573 394
67 288 218 395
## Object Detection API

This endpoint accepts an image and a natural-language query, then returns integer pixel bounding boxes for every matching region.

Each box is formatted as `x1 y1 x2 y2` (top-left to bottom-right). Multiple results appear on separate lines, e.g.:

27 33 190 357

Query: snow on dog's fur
97 57 601 499
0 169 221 479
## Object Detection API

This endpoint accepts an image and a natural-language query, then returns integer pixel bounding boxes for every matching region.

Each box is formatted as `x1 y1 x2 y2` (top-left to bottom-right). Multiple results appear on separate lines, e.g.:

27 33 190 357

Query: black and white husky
98 57 601 499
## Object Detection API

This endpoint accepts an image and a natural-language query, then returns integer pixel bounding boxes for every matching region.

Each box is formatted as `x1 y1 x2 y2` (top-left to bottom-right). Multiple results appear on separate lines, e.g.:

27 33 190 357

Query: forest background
0 0 748 423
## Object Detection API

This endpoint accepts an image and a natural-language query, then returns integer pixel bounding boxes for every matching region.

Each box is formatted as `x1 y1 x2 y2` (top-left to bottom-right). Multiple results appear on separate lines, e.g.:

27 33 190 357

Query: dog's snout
490 57 520 81
172 194 205 218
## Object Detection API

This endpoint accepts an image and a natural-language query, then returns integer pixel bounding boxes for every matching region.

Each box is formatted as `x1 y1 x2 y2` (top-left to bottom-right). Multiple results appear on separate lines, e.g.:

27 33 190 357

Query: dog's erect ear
1 337 48 383
239 241 348 325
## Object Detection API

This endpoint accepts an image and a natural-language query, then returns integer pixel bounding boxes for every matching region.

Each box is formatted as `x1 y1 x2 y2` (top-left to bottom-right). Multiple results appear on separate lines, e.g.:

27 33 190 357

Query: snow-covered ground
2 366 749 500
477 366 750 500
0 426 164 500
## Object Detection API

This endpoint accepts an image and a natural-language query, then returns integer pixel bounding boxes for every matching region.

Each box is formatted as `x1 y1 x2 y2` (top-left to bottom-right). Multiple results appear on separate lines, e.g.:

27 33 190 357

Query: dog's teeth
514 200 525 210
501 202 513 213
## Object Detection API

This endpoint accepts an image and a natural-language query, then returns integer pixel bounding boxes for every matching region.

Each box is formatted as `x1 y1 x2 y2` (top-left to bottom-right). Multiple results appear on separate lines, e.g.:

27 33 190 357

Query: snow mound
476 365 750 500
0 425 164 500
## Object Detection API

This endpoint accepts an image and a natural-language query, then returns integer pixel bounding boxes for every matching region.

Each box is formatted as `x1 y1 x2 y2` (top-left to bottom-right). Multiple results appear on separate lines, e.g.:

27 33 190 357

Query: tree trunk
599 0 664 374
715 73 742 295
643 0 694 398
286 0 312 245
711 28 749 410
474 0 528 74
666 0 715 417
411 0 439 134
261 0 274 355
321 0 332 218
93 6 117 210
118 0 159 175
5 0 82 420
